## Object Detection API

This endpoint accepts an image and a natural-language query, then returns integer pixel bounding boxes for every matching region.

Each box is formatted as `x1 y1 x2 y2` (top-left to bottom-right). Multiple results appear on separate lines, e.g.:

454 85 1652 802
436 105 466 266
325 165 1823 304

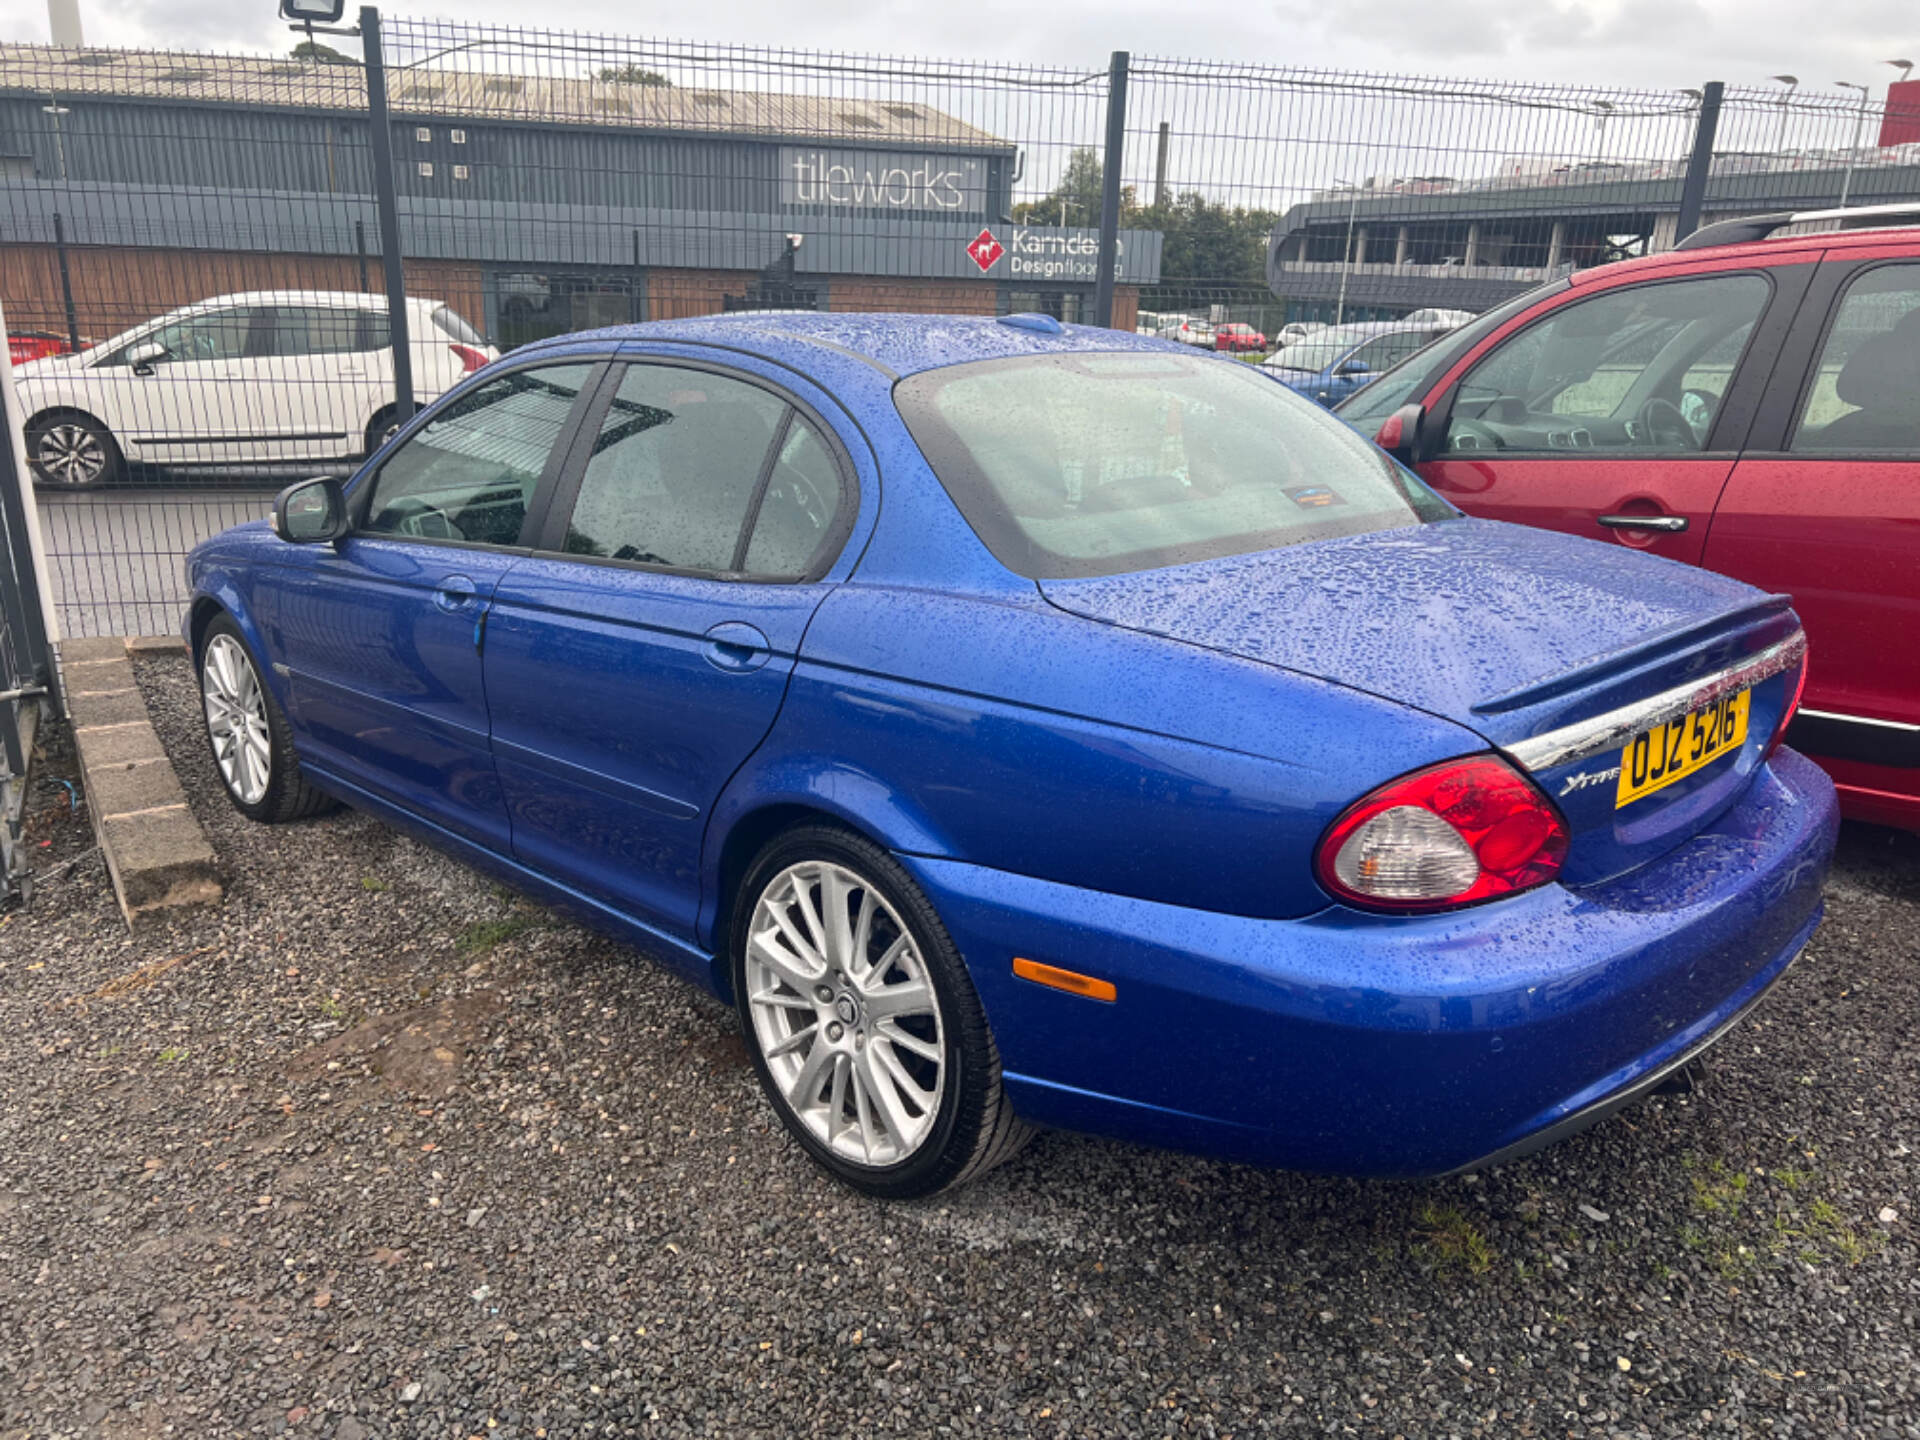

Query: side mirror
1373 403 1426 464
273 477 349 544
127 341 167 376
1335 359 1371 378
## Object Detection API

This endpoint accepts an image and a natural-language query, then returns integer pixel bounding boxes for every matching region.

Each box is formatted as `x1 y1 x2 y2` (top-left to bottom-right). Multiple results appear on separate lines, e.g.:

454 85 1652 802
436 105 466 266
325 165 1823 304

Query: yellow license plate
1616 689 1751 808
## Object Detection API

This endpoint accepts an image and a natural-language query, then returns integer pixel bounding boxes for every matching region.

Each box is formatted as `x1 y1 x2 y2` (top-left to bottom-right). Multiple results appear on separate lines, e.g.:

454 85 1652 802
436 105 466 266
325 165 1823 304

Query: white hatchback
15 290 498 488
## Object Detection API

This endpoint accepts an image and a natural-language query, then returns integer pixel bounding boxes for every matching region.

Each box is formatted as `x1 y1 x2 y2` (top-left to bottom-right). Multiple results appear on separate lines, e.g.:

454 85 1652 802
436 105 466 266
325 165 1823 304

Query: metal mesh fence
1 18 1917 636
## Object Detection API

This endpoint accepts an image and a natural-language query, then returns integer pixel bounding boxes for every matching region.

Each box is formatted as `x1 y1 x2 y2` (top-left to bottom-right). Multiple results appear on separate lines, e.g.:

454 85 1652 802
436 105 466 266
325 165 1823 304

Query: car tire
731 824 1032 1199
25 410 124 490
197 614 339 824
363 406 401 459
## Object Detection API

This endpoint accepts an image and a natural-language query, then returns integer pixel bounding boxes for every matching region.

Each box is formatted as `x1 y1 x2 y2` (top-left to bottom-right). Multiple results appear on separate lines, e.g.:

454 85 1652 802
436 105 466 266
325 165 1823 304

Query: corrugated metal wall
0 95 1015 218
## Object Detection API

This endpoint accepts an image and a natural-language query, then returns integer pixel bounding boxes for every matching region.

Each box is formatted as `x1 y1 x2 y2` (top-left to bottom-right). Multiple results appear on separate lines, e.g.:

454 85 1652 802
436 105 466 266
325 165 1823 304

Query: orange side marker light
1012 957 1117 1003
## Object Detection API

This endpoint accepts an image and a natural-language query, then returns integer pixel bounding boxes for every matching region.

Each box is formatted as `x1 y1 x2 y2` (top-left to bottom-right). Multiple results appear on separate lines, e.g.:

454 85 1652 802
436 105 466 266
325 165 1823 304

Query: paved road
34 483 278 639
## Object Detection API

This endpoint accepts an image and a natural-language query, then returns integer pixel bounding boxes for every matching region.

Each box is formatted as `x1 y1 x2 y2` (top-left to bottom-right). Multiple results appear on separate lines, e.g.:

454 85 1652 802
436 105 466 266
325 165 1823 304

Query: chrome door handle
433 575 479 612
703 621 772 673
1597 514 1688 533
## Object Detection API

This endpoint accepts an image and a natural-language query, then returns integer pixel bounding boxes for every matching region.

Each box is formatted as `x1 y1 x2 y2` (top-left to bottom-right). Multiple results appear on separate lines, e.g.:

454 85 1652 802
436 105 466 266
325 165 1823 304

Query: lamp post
1332 177 1360 328
1591 99 1616 164
1770 74 1799 156
1836 81 1870 207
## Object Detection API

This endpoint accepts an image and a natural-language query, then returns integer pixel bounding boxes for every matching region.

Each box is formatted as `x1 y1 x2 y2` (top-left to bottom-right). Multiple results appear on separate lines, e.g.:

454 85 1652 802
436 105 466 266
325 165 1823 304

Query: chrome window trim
1797 707 1920 733
1505 631 1806 773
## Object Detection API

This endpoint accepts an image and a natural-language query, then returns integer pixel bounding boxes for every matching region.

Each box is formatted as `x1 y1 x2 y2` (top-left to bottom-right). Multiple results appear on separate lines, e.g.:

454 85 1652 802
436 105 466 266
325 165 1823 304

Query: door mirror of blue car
1334 359 1371 378
273 477 349 544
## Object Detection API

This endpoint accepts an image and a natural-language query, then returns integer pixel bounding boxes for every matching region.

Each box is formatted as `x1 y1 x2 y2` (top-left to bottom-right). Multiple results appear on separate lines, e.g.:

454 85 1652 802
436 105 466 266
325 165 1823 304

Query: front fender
186 553 292 716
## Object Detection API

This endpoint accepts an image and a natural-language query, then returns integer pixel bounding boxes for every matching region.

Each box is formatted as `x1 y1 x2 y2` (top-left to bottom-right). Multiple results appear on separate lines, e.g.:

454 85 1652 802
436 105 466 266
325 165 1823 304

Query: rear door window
1791 264 1920 453
560 365 789 572
265 306 366 357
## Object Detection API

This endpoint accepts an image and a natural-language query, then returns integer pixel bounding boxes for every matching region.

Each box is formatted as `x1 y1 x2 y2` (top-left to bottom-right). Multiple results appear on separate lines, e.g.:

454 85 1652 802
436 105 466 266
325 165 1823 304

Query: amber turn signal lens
1012 957 1117 1003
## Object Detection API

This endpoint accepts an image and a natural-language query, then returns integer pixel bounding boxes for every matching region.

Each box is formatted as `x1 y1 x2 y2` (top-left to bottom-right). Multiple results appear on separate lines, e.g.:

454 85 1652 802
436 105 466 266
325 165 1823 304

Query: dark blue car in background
1259 320 1454 406
186 313 1836 1198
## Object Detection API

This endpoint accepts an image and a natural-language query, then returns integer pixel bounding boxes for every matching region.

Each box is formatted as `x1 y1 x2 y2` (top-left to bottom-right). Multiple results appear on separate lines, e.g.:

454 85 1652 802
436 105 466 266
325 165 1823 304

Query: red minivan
1339 204 1920 830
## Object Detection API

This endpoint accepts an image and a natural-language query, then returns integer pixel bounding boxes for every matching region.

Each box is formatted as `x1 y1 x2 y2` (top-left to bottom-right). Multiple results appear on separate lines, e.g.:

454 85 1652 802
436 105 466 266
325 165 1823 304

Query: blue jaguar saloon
186 313 1837 1198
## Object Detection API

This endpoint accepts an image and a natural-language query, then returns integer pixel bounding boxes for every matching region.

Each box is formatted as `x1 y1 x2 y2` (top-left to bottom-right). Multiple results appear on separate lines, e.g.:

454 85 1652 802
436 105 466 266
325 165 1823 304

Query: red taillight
449 343 489 374
9 335 66 365
1765 654 1810 759
1316 754 1569 913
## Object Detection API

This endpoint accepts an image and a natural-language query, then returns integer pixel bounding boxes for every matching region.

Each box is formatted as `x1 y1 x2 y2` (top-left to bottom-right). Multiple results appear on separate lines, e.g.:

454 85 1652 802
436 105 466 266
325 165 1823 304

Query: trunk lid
1039 517 1805 884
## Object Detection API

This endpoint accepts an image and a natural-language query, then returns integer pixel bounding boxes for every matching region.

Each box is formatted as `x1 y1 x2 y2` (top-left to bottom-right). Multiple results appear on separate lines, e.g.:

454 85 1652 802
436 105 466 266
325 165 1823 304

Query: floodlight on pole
1835 80 1870 206
1770 74 1799 155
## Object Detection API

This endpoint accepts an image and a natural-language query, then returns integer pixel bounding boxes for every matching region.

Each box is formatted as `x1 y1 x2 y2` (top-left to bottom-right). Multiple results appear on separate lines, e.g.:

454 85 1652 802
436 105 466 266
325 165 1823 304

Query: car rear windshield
894 350 1453 579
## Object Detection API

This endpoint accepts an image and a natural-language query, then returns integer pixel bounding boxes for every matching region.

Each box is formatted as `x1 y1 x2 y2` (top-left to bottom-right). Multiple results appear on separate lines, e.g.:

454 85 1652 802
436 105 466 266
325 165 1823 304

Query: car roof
1571 223 1920 286
167 291 441 310
515 312 1187 377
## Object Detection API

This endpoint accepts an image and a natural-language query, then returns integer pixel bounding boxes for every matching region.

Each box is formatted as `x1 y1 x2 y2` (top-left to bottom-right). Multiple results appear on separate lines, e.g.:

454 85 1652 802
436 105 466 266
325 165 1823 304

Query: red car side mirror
1374 403 1425 465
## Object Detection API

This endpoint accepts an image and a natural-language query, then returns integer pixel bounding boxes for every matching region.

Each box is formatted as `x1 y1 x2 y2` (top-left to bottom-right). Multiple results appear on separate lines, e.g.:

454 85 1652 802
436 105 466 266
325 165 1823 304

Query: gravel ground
2 652 1916 1440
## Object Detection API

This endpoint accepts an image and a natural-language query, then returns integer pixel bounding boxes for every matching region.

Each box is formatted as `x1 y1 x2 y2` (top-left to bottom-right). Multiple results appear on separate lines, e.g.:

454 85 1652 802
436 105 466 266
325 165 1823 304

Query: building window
415 126 431 143
453 164 471 181
418 161 434 178
451 128 467 144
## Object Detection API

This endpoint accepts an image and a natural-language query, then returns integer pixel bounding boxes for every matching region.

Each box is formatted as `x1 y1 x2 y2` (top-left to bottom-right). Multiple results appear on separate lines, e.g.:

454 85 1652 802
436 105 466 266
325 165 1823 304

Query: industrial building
0 44 1162 348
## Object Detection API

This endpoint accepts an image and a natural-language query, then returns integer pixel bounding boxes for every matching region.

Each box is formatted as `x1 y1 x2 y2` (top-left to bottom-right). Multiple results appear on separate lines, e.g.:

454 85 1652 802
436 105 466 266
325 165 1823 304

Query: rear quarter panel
713 583 1487 924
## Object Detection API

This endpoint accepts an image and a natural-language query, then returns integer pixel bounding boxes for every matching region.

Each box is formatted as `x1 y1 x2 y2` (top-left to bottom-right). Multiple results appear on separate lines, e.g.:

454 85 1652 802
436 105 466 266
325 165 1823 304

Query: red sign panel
966 228 1004 273
1879 79 1920 148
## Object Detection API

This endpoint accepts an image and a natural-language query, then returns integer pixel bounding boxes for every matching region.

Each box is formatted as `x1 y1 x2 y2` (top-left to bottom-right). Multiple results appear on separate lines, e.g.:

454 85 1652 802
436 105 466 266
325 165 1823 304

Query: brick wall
0 245 486 345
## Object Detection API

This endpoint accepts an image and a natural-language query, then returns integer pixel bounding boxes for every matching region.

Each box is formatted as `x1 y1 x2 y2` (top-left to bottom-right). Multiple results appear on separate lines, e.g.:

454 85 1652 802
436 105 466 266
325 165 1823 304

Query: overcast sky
0 0 1913 96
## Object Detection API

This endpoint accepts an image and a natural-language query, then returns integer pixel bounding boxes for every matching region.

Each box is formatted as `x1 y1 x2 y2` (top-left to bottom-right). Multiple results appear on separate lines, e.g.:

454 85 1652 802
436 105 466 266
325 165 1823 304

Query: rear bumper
904 747 1838 1177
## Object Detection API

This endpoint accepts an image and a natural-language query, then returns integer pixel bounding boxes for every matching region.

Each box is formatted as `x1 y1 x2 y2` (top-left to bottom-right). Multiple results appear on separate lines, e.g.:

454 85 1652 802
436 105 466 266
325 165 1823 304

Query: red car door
1704 252 1920 827
1414 262 1813 567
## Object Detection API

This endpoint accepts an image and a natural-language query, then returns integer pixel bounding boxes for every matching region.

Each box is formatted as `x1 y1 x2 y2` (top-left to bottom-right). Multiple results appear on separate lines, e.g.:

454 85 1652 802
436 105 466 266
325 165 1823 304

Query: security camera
785 233 804 250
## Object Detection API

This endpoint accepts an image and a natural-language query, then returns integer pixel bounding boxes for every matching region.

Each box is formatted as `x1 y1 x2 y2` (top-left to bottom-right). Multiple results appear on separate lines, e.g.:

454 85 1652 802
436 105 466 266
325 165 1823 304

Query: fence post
1675 81 1724 244
0 293 60 901
0 297 57 689
51 212 80 352
361 6 415 424
1094 50 1130 329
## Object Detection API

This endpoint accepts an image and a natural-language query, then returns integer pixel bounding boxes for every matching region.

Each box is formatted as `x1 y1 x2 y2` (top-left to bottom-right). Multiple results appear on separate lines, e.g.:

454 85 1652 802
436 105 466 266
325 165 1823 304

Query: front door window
361 363 595 546
1445 275 1770 453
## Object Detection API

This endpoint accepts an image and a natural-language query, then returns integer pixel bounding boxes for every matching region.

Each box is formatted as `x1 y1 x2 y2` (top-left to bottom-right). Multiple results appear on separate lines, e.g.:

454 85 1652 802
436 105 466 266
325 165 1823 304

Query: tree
1135 191 1278 288
597 65 670 86
290 39 355 66
1012 147 1133 228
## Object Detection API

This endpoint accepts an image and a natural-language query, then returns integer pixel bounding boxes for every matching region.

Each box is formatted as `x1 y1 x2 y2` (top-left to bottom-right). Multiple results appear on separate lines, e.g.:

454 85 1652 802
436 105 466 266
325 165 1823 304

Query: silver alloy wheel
201 633 272 806
745 860 947 1167
35 423 107 486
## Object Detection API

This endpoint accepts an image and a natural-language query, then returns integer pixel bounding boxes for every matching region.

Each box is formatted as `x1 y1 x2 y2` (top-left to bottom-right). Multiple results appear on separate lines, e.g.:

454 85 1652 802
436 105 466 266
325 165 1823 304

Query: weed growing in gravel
360 876 390 893
1690 1160 1749 1218
1414 1203 1495 1277
317 995 348 1021
1769 1198 1884 1268
457 910 543 956
156 1045 189 1063
1678 1153 1884 1279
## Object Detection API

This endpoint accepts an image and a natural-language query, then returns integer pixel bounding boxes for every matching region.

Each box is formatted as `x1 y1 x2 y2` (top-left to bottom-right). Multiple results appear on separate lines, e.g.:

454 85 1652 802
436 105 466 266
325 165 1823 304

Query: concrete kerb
64 635 221 928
